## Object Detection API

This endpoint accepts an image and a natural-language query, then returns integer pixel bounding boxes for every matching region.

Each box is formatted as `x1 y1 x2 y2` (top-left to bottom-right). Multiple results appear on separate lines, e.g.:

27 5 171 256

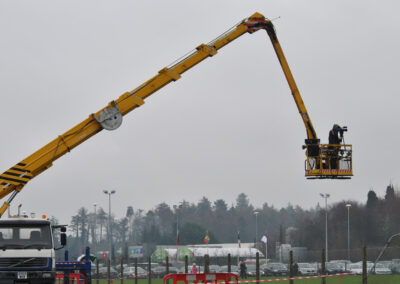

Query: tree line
63 184 400 260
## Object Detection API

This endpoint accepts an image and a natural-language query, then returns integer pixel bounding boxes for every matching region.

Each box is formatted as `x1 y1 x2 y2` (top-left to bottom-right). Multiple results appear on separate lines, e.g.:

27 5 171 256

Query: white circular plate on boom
94 102 123 131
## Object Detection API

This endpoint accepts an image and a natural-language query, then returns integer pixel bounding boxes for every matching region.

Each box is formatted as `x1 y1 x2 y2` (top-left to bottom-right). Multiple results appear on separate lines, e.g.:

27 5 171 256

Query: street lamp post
93 203 97 254
176 208 179 243
254 211 259 247
346 204 351 261
320 193 330 262
103 190 116 262
174 204 182 261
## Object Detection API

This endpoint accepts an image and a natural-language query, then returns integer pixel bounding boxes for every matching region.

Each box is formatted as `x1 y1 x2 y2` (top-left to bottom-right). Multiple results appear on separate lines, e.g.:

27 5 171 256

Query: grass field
89 274 400 284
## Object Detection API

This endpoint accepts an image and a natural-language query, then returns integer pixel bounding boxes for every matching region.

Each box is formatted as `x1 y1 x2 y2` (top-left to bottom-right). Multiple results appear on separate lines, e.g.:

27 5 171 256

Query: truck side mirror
61 232 67 246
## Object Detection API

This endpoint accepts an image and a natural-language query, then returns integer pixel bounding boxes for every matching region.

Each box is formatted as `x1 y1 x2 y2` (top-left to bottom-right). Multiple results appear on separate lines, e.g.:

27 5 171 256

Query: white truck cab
0 212 66 284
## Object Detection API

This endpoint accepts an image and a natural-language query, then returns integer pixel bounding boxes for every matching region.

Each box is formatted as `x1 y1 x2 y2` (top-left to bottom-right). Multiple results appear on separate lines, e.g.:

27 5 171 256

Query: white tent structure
189 247 263 258
155 243 264 258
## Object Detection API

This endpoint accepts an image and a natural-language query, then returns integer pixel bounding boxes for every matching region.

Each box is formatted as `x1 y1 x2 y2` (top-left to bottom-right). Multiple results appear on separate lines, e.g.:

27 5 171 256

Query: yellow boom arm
0 12 320 216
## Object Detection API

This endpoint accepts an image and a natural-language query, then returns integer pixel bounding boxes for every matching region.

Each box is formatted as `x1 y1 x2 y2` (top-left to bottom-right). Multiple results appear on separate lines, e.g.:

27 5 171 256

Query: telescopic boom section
261 22 318 142
0 12 342 217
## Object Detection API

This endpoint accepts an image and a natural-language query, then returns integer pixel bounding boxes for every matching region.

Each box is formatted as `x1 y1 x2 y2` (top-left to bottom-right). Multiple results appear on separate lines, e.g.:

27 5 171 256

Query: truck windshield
0 223 52 249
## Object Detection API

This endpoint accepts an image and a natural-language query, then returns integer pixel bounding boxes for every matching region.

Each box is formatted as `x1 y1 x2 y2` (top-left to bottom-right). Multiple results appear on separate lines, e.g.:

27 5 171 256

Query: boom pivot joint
93 101 123 131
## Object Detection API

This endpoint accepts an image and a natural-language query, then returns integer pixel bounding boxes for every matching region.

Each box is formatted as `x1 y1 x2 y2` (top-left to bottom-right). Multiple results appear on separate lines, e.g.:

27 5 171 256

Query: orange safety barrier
56 272 87 284
164 273 238 284
56 273 63 284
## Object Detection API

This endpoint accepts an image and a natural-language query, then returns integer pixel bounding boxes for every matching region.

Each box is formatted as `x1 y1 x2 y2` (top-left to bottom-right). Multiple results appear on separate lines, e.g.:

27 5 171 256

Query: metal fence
86 246 400 284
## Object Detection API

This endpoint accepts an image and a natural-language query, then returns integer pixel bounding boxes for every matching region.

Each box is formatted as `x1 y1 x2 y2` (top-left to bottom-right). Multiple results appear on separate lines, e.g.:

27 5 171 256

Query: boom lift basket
305 144 352 179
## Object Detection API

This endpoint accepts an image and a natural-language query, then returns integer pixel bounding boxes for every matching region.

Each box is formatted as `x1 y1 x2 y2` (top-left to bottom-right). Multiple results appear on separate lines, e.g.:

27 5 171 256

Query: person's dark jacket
293 263 299 275
329 129 341 145
240 262 247 277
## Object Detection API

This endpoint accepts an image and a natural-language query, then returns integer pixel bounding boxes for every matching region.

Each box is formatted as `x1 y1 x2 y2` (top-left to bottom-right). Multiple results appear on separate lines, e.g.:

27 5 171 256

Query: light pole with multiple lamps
103 190 116 262
254 211 259 247
320 193 330 262
346 203 351 261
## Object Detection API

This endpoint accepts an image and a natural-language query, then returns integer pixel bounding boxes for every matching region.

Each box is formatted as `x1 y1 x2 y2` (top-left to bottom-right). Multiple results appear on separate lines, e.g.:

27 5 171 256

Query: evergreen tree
97 207 107 242
236 193 252 211
385 184 395 201
180 222 217 245
366 190 379 208
197 197 212 213
214 199 228 211
126 206 134 218
126 206 134 242
77 207 89 246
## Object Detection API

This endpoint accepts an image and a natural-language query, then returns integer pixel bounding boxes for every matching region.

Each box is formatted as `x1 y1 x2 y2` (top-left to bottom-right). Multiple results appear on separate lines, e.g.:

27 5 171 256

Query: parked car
246 264 263 277
373 263 392 275
297 263 317 275
209 265 221 273
177 266 187 274
152 266 168 278
391 259 400 274
329 260 351 272
98 266 119 279
349 263 362 275
91 264 98 276
323 262 344 274
168 266 180 274
220 265 239 276
264 263 287 276
122 266 148 279
349 261 375 275
150 265 178 277
377 261 392 269
330 260 351 265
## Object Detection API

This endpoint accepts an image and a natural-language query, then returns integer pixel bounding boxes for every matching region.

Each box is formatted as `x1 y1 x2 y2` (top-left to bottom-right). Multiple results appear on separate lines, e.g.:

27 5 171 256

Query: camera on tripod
339 126 348 138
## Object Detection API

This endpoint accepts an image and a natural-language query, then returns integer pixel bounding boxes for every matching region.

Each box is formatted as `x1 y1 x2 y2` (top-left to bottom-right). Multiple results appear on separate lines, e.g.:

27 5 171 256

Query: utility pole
174 203 182 262
346 203 351 261
103 190 116 263
93 203 97 256
254 211 259 248
320 193 330 262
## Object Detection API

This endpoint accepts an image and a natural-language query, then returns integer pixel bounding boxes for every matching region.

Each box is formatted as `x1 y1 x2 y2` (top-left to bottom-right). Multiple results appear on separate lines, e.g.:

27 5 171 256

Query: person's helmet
193 263 196 266
333 124 340 131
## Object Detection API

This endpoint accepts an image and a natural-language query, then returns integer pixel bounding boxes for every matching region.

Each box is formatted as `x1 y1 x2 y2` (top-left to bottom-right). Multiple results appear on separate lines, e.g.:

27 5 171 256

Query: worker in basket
328 124 344 169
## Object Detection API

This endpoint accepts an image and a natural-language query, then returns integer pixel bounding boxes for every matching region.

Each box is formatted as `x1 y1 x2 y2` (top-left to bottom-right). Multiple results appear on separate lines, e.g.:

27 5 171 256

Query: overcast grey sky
1 0 399 224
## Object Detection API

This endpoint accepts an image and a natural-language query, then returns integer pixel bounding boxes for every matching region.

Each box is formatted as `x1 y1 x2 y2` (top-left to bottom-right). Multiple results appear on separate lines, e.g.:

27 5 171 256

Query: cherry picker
0 12 352 217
